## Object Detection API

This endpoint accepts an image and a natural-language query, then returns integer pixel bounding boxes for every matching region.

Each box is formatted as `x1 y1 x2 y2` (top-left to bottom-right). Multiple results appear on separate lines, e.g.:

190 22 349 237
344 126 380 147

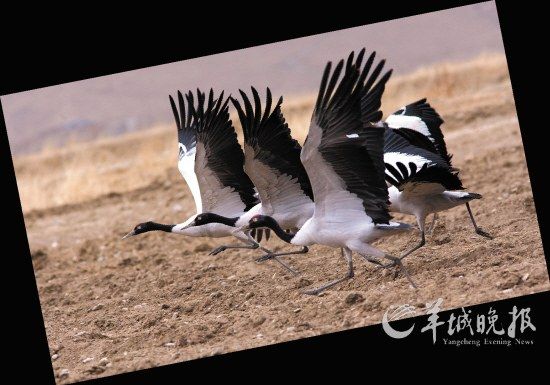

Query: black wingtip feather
233 88 314 201
169 90 196 153
169 95 181 131
310 49 392 224
182 88 259 211
315 61 332 113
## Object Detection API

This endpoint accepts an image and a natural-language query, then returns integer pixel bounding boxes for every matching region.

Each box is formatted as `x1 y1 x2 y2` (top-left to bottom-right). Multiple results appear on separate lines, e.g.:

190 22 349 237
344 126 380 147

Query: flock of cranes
123 48 492 295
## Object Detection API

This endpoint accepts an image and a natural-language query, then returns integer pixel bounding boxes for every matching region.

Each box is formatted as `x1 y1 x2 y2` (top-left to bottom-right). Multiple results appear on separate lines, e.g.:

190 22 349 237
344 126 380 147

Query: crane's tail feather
375 222 412 233
466 192 482 200
450 191 482 202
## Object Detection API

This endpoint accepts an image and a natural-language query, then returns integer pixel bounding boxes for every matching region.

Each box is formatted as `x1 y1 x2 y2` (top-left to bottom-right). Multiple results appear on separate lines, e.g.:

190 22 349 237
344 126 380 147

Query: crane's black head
193 213 216 226
247 215 294 244
248 215 277 230
122 221 174 239
122 221 155 239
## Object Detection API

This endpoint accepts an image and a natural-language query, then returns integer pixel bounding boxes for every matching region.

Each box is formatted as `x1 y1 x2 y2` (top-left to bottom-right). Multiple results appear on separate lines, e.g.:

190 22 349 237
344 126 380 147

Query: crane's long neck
264 219 295 244
150 222 177 232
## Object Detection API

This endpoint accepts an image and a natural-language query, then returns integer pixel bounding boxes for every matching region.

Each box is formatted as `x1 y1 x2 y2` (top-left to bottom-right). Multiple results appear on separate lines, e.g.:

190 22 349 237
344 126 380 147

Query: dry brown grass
13 53 511 213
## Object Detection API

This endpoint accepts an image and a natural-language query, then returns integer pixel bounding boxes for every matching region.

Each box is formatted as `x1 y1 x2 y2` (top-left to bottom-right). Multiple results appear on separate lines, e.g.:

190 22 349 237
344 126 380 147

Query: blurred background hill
2 2 503 155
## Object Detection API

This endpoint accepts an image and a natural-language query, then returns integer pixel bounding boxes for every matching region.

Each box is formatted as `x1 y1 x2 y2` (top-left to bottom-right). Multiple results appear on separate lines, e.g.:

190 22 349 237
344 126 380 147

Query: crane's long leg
209 228 273 256
255 246 309 262
208 230 298 275
208 240 261 255
208 242 257 255
266 257 298 275
380 254 417 289
426 212 438 234
358 253 385 266
243 231 298 275
466 202 493 239
302 248 354 295
362 215 426 269
350 242 418 289
398 215 427 261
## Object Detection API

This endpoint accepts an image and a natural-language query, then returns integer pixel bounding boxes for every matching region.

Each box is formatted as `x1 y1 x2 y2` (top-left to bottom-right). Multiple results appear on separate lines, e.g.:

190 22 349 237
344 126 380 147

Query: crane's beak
122 230 136 240
240 224 250 232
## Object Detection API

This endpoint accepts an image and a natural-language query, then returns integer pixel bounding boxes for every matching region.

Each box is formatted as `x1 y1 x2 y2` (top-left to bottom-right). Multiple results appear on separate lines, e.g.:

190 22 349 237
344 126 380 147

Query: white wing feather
386 114 433 143
384 151 432 172
178 143 202 213
384 151 445 197
194 142 248 217
243 145 311 216
301 123 369 223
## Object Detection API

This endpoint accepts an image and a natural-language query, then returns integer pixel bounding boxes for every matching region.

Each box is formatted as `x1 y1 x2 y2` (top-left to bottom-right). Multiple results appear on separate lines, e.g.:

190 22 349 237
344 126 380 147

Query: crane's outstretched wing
180 89 258 217
301 49 392 225
355 50 393 124
232 87 313 216
386 98 453 167
170 91 202 213
383 126 463 197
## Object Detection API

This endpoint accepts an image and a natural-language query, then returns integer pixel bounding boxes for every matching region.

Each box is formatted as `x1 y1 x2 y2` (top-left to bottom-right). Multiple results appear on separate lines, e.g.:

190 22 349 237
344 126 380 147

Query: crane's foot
476 227 493 239
208 246 227 256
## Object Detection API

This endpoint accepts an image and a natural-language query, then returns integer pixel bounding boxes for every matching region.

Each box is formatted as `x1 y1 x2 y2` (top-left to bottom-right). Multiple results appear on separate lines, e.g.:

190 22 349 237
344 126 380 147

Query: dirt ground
24 61 549 383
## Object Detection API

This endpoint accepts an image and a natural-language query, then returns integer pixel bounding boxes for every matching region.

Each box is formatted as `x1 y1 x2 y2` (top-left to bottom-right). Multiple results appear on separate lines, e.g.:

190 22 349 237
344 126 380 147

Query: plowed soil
24 62 549 383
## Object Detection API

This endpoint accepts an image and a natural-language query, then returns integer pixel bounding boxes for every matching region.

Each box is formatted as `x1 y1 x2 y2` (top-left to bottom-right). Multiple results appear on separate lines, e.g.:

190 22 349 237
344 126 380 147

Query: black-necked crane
182 87 315 267
123 88 293 270
379 99 492 265
246 49 413 295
